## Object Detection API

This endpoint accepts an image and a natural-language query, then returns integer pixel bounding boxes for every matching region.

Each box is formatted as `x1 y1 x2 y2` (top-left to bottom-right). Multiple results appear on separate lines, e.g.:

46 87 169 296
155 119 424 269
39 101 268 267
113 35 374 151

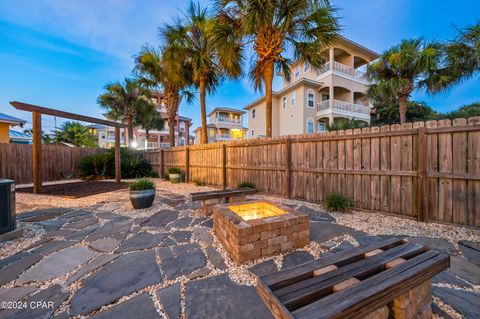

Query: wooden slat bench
256 238 450 319
189 187 256 215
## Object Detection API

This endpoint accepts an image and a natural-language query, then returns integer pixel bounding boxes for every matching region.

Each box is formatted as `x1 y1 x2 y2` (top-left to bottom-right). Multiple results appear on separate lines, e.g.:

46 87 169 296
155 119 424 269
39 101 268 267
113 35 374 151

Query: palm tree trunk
168 116 175 147
145 129 149 150
200 76 208 144
398 95 408 124
264 60 274 137
127 116 134 148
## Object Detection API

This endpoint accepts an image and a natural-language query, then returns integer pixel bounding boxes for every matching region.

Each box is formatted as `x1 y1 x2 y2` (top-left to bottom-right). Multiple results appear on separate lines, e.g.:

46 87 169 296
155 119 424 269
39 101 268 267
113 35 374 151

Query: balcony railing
317 61 367 81
317 99 370 115
215 117 242 124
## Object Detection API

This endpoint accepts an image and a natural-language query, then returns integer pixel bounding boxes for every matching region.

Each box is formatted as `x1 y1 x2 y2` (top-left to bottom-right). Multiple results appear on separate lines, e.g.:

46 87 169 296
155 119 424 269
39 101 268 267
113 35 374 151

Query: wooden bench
189 187 256 215
256 237 449 319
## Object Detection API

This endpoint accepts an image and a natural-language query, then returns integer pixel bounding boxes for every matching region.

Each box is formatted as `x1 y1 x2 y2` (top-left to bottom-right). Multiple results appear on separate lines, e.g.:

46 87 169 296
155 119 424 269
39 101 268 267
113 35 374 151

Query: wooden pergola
10 101 127 194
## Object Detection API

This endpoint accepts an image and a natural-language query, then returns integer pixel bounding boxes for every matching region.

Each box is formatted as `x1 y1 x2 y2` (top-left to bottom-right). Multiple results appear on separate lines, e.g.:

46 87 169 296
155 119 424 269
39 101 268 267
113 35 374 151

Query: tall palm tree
164 2 242 144
98 78 155 147
427 22 480 92
54 121 98 147
215 0 340 137
135 103 164 149
135 45 193 147
367 39 443 124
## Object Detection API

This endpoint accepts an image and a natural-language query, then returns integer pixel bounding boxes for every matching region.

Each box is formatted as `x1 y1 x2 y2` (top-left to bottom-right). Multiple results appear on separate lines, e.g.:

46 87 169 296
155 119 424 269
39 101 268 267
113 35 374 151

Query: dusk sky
1 0 479 133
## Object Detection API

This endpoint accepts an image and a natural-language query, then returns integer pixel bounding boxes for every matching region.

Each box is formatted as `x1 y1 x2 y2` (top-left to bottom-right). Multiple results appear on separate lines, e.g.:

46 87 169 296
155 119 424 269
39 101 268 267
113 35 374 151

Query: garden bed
16 181 129 198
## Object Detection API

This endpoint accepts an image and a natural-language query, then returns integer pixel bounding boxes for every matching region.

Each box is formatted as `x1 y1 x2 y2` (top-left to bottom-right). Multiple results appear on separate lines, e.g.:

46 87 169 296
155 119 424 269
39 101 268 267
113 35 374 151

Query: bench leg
200 198 224 216
227 194 247 203
391 279 432 319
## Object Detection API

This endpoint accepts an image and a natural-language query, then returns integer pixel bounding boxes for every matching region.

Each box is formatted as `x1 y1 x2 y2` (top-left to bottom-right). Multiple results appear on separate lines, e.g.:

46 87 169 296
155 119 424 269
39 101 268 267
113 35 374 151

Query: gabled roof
207 107 246 117
0 112 26 126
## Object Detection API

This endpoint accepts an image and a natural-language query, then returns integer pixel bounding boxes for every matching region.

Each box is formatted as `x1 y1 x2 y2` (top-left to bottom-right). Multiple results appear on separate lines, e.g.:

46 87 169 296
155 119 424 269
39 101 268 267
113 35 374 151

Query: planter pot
129 189 155 209
169 173 182 184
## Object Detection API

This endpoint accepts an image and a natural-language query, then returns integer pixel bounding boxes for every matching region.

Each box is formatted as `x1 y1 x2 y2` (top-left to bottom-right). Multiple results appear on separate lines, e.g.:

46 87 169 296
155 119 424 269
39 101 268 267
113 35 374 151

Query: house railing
317 61 367 81
317 99 370 115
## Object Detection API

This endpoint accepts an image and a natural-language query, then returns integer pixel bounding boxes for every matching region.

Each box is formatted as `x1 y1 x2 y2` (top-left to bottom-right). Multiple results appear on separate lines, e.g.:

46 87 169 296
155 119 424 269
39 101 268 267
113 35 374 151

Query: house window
304 63 310 72
252 108 256 119
291 92 296 106
307 89 315 108
101 134 106 139
318 121 325 132
294 67 300 78
307 118 314 133
282 96 287 109
209 129 215 137
251 130 254 136
179 137 185 146
179 121 185 132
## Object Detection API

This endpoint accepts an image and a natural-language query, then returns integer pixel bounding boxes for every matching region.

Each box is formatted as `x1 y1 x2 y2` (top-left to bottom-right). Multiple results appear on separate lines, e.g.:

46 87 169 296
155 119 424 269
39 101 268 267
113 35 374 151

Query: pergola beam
10 101 127 193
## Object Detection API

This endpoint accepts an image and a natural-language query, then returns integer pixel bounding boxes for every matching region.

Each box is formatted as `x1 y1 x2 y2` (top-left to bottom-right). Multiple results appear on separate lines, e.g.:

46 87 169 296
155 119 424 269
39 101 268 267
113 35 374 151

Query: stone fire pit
213 200 309 263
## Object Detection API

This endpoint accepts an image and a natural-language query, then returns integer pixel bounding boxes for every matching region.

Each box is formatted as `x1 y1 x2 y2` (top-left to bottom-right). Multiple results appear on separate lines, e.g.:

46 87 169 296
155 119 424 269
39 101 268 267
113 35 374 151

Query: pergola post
32 111 43 194
115 127 121 183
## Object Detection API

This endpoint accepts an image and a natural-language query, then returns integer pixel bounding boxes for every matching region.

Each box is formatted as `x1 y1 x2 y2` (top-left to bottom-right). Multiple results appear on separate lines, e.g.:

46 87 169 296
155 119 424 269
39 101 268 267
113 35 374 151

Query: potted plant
129 178 156 209
168 167 182 184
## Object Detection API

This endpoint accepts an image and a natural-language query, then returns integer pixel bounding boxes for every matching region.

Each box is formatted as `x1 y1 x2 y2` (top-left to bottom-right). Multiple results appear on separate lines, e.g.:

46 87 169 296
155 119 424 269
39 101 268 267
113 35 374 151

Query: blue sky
0 0 479 133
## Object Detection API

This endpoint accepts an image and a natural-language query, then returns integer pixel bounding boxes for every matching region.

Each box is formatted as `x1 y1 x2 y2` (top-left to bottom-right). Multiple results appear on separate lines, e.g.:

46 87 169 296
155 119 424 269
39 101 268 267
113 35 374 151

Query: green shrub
168 167 181 174
193 179 205 186
164 173 170 181
78 152 113 180
238 182 256 189
129 178 155 191
108 148 153 179
324 193 351 212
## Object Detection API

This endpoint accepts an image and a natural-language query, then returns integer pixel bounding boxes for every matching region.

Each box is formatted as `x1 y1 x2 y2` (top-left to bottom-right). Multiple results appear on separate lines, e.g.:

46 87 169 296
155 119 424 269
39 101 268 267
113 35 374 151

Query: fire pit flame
228 202 287 221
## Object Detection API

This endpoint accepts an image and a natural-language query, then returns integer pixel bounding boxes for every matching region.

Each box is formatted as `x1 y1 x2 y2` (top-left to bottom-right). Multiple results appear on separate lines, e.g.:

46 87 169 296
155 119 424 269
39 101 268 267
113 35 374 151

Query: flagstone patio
0 180 478 318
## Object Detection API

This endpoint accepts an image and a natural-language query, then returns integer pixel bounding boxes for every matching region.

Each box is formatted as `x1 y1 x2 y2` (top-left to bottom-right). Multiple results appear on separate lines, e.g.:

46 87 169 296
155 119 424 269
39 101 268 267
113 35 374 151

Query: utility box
0 179 16 234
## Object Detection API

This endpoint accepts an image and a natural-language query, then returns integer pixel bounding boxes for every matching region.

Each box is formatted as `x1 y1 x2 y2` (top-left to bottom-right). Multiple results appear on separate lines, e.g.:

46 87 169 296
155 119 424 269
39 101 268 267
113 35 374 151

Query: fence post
417 127 427 222
185 147 190 183
160 149 165 179
222 144 227 189
285 138 291 198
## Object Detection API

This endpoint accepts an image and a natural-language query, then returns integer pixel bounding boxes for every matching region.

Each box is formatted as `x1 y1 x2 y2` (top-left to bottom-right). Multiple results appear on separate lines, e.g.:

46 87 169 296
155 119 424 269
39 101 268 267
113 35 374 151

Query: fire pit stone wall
213 200 310 263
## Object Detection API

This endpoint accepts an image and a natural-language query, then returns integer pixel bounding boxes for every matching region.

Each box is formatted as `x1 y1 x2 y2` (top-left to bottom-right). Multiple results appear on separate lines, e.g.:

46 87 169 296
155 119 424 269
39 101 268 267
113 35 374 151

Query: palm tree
135 46 193 147
97 78 155 147
135 103 164 149
215 0 340 137
54 121 98 147
164 2 242 144
427 22 480 92
367 39 443 124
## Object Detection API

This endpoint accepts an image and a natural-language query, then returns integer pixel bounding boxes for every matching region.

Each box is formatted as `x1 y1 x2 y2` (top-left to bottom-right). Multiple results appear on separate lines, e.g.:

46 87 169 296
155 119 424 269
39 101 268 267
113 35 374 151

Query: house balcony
317 61 368 82
316 99 371 122
211 117 243 128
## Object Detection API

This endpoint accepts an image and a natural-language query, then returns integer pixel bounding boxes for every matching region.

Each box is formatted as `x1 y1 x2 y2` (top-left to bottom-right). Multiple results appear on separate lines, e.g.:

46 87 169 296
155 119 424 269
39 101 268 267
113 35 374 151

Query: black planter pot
129 189 155 209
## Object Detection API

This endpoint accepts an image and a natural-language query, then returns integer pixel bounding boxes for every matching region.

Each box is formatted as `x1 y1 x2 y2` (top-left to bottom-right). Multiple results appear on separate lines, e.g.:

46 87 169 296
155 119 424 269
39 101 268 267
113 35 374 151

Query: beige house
244 36 379 137
194 107 247 144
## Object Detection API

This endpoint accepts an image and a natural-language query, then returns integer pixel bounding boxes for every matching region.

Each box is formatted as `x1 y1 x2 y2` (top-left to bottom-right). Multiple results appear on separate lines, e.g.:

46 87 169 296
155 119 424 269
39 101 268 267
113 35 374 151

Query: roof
0 112 26 126
243 78 323 110
335 36 380 60
9 129 32 140
207 107 246 117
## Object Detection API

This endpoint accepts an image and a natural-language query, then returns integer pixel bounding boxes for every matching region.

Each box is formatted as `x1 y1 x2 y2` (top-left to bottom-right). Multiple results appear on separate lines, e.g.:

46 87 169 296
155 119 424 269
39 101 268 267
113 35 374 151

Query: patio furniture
190 187 256 215
256 237 449 319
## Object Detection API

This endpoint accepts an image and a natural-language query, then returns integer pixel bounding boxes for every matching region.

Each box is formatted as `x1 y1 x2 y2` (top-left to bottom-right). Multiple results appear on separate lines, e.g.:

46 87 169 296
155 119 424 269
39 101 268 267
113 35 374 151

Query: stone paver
281 251 314 270
66 254 119 285
70 251 163 316
185 274 273 319
0 285 68 319
142 210 179 228
449 255 480 285
115 232 168 253
433 270 472 288
89 237 121 252
31 240 77 255
206 246 226 270
90 293 159 319
171 231 192 243
0 253 43 285
310 221 354 242
433 287 480 319
169 216 192 229
0 286 37 303
159 243 207 280
248 260 278 277
297 206 336 222
459 240 480 266
156 283 181 319
63 218 98 230
18 246 96 284
85 220 132 242
407 236 457 254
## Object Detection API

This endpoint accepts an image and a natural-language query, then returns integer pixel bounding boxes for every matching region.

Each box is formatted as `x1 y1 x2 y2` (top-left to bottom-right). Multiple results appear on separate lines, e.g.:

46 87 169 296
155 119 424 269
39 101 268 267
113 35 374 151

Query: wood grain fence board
153 118 479 227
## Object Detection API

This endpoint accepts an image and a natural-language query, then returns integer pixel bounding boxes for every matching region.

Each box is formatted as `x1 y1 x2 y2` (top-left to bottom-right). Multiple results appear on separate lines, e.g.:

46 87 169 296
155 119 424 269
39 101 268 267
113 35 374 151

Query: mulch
17 181 129 198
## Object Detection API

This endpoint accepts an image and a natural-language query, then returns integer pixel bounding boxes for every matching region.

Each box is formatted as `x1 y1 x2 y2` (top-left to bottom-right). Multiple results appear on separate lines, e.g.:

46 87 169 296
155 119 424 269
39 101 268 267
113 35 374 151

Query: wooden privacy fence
153 118 480 227
0 143 104 184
